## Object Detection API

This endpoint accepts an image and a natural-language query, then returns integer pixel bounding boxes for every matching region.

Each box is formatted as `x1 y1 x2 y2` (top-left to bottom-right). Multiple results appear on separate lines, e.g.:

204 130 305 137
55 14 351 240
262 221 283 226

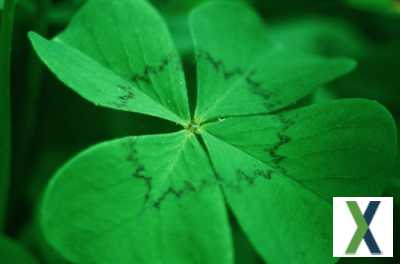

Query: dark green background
1 0 399 263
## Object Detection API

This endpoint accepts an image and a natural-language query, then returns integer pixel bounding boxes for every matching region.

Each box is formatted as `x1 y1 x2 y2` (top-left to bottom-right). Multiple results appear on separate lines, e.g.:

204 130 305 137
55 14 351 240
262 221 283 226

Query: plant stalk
0 0 16 230
16 0 50 177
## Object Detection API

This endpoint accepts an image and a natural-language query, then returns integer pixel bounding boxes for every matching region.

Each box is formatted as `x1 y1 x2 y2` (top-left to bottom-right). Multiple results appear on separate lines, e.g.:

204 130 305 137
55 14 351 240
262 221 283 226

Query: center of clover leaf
28 1 397 264
185 118 204 134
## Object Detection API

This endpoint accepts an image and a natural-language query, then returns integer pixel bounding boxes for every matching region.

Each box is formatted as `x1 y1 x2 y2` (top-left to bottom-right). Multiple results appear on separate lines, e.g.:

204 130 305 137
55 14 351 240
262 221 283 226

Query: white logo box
332 197 393 258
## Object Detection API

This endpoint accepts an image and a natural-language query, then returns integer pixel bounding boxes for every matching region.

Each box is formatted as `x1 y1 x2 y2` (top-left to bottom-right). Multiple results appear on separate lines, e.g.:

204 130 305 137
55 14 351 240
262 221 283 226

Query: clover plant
28 1 397 263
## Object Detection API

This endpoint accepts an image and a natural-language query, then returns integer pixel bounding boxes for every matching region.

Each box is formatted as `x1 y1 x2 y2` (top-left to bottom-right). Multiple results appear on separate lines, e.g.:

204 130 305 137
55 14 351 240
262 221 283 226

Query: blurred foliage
0 235 38 263
0 0 399 263
347 0 400 14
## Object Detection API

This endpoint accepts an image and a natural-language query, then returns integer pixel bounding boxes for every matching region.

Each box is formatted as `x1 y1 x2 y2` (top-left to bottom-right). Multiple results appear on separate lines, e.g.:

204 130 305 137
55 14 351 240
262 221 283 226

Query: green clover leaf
29 1 397 263
202 99 396 263
190 3 355 121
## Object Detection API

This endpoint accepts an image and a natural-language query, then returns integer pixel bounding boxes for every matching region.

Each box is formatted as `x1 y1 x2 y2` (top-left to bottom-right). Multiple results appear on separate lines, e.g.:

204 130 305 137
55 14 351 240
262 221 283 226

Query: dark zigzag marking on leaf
196 50 274 108
124 139 215 209
237 169 273 184
269 134 291 164
133 164 150 200
110 54 175 109
265 114 294 175
131 54 175 85
152 179 210 209
124 139 152 202
123 135 284 207
230 169 274 192
197 50 245 80
112 84 135 109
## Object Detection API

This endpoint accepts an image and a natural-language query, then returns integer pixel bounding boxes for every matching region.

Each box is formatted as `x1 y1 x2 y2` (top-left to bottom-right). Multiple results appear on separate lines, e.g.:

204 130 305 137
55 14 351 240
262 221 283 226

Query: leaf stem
0 0 16 230
16 0 50 177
